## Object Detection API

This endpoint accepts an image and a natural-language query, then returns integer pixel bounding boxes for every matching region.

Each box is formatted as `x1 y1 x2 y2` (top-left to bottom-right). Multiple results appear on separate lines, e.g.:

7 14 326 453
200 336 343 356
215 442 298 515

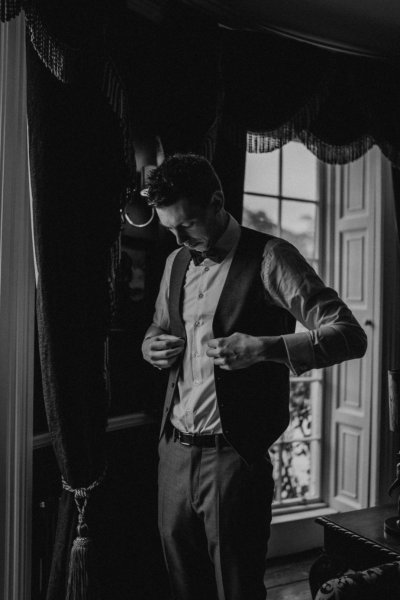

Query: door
328 147 382 512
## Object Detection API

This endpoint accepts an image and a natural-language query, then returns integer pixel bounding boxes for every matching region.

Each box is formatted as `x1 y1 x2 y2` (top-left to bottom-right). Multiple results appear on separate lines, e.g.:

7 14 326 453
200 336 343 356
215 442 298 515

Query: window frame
243 142 326 512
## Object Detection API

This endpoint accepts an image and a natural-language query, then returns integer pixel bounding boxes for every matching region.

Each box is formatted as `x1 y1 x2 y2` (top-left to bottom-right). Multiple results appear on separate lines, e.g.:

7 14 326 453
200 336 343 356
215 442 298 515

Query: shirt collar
211 213 241 261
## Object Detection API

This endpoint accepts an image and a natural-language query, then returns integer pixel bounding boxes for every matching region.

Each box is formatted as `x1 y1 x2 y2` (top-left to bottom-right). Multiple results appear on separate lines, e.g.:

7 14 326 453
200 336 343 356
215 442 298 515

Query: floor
264 548 323 600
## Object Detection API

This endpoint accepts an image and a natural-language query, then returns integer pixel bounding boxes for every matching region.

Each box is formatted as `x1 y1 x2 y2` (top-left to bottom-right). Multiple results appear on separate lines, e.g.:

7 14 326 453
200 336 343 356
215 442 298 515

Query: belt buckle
178 431 194 446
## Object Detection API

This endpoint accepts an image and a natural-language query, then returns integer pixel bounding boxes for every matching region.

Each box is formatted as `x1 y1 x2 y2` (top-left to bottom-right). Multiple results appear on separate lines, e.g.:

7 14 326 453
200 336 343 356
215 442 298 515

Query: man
141 153 367 600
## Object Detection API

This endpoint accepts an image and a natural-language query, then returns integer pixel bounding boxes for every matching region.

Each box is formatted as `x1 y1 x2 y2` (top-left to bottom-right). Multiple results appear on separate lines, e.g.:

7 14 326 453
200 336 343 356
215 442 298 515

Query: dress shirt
151 215 367 434
153 215 241 434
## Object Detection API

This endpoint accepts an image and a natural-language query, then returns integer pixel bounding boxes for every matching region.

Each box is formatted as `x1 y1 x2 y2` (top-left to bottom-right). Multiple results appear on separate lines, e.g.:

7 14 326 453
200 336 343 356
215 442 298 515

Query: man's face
156 195 222 252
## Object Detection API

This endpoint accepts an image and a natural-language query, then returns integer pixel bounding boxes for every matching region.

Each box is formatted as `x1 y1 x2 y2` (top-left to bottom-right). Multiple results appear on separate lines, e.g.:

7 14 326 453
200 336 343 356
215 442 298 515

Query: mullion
278 148 283 236
244 191 319 206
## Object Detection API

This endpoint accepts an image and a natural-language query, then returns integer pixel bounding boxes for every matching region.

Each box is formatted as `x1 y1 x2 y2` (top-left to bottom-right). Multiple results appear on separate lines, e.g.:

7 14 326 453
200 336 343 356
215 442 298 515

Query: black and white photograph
1 2 400 599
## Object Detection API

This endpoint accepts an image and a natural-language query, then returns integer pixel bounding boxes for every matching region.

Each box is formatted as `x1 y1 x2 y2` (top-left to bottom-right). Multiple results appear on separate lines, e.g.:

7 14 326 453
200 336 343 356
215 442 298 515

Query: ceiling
127 0 400 59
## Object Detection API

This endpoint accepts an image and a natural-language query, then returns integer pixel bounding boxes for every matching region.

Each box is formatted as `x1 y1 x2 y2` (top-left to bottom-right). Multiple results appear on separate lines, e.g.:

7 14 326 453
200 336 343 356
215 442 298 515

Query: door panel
329 148 380 511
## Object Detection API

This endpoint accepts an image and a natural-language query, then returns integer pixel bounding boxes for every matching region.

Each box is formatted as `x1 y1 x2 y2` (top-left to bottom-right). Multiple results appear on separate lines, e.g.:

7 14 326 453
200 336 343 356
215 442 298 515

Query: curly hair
146 154 222 208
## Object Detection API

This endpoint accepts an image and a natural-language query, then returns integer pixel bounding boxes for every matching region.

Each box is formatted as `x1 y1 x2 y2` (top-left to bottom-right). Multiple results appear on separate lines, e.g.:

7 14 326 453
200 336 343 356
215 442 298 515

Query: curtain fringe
0 0 22 21
24 1 81 83
246 129 379 165
242 69 333 153
297 131 376 165
23 2 137 201
377 141 400 171
249 129 397 167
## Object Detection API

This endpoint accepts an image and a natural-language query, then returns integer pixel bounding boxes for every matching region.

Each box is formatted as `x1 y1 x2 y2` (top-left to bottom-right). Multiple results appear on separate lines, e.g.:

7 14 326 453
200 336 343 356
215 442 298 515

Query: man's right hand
142 333 185 369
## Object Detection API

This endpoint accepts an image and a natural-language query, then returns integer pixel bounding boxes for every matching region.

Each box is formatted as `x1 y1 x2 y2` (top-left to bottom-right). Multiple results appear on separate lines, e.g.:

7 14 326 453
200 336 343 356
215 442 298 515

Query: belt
173 426 228 448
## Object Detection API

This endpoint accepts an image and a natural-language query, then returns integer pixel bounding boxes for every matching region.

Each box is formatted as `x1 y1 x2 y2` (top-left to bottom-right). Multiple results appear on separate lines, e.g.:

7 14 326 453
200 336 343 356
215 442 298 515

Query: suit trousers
158 424 274 600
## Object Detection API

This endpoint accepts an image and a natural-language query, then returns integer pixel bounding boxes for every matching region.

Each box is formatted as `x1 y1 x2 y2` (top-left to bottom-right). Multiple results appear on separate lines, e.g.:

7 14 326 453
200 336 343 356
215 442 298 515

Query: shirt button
198 293 204 299
194 379 201 385
194 320 201 327
204 267 209 272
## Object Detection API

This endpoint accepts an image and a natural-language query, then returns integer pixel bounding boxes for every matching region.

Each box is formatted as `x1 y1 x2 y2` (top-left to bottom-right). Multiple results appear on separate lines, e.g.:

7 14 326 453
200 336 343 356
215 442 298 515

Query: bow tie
189 248 224 266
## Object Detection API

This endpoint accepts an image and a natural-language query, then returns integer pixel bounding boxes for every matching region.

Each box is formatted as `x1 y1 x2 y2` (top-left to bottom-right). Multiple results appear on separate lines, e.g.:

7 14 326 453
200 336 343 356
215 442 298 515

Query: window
243 141 323 509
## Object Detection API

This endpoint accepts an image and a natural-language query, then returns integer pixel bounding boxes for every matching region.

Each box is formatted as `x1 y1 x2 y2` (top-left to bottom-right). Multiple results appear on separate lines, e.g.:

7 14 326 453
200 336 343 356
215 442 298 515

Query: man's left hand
206 332 265 370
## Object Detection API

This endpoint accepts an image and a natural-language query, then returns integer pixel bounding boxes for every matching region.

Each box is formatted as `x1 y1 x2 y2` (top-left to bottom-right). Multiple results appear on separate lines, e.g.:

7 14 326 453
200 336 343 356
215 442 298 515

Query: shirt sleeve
262 239 368 376
151 249 180 333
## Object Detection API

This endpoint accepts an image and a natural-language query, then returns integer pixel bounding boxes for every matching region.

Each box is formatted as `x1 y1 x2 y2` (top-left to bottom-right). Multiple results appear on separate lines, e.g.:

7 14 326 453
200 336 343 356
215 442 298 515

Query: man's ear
210 190 224 213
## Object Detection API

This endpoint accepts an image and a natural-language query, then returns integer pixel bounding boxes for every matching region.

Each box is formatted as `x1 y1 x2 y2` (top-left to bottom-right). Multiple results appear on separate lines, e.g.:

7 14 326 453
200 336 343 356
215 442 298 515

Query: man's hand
206 332 286 370
142 333 185 369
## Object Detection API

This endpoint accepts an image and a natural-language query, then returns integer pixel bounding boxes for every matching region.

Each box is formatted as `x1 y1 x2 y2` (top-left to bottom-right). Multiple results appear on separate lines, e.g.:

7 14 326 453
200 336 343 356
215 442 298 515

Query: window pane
242 195 279 236
271 376 322 504
244 151 280 196
284 380 313 441
281 200 318 259
271 440 321 503
282 142 318 200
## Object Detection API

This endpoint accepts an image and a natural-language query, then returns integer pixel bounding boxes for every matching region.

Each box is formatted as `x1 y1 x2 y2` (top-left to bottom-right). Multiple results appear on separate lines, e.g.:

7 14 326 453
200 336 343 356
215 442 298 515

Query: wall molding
33 412 156 450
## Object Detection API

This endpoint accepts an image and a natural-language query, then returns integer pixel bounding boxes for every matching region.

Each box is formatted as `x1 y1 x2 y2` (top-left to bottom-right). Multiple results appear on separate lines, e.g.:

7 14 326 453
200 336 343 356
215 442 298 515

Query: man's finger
158 334 185 343
213 357 228 366
206 348 219 358
150 348 183 362
208 338 224 348
152 359 169 368
151 338 185 350
219 364 231 371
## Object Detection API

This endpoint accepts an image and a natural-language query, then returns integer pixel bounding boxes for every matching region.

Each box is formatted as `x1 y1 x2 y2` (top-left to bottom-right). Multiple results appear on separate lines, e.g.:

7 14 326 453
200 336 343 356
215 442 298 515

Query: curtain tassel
66 531 98 600
63 468 107 600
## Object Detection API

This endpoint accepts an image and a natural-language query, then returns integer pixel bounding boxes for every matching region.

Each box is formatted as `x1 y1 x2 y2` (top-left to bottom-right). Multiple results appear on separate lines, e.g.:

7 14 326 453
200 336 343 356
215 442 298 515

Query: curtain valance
3 1 400 167
220 31 400 166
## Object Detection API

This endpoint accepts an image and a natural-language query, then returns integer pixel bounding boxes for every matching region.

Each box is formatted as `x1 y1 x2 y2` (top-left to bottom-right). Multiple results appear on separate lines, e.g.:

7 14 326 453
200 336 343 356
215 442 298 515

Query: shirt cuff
282 331 315 376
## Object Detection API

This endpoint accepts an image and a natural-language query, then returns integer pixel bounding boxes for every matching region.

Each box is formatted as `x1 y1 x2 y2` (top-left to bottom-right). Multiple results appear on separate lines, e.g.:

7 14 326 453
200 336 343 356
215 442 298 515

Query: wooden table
309 505 400 597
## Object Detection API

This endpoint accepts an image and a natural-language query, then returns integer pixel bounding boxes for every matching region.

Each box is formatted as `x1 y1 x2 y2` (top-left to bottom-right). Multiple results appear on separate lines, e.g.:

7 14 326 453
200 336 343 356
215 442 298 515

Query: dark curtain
22 3 221 598
104 3 221 158
26 32 125 599
213 117 247 222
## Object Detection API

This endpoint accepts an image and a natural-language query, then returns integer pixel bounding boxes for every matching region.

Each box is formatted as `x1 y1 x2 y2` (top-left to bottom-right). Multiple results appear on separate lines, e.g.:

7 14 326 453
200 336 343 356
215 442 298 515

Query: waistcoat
161 226 296 464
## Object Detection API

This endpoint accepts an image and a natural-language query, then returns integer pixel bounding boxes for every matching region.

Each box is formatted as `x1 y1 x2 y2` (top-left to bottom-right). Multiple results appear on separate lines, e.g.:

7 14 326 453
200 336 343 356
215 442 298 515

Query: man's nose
174 230 189 246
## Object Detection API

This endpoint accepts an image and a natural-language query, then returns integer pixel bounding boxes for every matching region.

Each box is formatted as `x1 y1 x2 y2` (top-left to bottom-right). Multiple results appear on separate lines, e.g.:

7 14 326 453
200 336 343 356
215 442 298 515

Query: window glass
282 142 318 200
281 200 318 259
244 151 280 196
242 195 279 236
271 441 314 502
